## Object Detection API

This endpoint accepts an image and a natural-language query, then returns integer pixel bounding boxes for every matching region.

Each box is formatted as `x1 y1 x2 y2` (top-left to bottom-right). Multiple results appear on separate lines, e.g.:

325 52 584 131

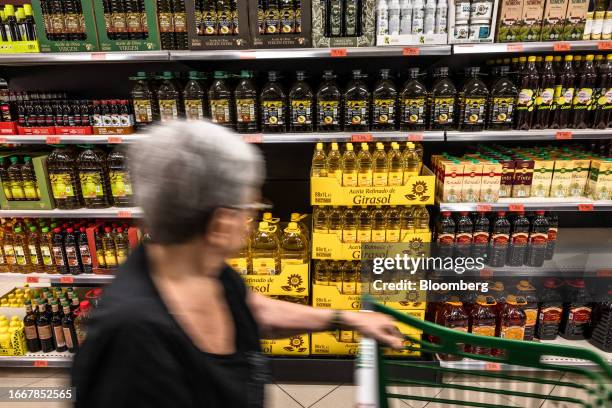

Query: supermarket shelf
0 207 142 218
0 352 72 368
438 198 612 212
0 272 114 284
0 51 170 65
0 134 150 145
251 131 445 143
446 128 612 141
452 41 611 55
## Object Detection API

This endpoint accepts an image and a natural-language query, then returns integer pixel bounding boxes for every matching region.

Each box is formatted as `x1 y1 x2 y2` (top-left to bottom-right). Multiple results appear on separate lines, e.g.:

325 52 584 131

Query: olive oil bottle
208 71 234 129
344 70 370 131
77 147 112 209
572 54 597 129
372 69 398 131
261 71 287 132
400 68 428 131
552 55 576 129
534 56 556 129
289 71 314 132
488 66 517 131
234 70 258 134
316 70 342 132
592 54 612 129
430 67 457 130
515 56 539 131
459 67 488 131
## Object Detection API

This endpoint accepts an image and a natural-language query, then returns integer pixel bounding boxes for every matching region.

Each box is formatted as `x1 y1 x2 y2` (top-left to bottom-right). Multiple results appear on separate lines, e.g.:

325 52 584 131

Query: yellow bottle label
104 250 117 266
253 257 276 275
373 172 388 186
342 281 357 295
357 229 371 242
386 229 400 242
22 181 37 200
342 172 357 187
79 172 104 199
329 229 342 239
184 99 204 121
116 249 127 264
97 252 106 267
10 182 24 199
40 245 53 266
525 309 538 327
2 182 12 199
210 99 231 124
158 99 179 122
14 245 26 266
372 229 386 242
280 259 306 270
501 325 525 340
133 99 153 123
340 329 354 343
357 171 373 186
400 229 413 242
50 173 75 199
236 99 256 123
342 229 357 243
28 244 39 265
227 258 248 275
329 170 342 183
3 245 14 265
388 171 403 186
472 325 496 337
110 171 133 198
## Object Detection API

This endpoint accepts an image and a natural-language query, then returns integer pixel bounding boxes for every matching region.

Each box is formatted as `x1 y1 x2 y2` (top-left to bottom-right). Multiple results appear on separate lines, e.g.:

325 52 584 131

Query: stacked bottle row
0 315 26 353
313 260 361 294
312 142 424 186
0 4 37 42
376 0 448 36
195 0 239 36
435 210 557 268
320 0 364 37
0 288 28 307
40 0 87 41
228 212 310 275
313 205 430 243
157 0 188 49
46 146 134 209
257 0 302 35
23 287 92 353
93 223 133 269
0 156 41 202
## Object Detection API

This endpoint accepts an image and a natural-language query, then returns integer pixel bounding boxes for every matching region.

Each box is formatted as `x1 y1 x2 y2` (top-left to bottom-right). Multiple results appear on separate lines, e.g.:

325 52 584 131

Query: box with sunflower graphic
0 154 54 210
311 167 435 206
240 263 309 297
261 334 310 356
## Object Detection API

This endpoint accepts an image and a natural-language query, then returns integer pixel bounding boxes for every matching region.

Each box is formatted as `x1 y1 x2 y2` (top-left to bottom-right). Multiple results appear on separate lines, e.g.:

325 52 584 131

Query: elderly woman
71 121 402 408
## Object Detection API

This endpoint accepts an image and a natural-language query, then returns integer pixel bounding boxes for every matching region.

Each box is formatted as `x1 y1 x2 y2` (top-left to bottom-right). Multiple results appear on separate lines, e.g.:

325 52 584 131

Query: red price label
597 269 612 277
553 42 571 51
578 203 594 211
476 204 492 212
556 131 572 140
45 136 61 144
107 136 123 144
59 276 74 284
403 47 420 56
485 362 502 371
26 276 39 283
91 52 106 60
238 51 256 60
33 360 48 367
479 268 493 278
330 48 348 57
508 204 524 212
598 41 612 50
117 210 132 218
351 133 373 142
408 133 423 141
243 134 263 143
506 43 524 52
0 137 7 144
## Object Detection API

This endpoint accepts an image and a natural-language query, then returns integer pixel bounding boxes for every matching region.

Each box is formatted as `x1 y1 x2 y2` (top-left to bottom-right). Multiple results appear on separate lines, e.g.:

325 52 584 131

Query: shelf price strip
578 203 594 211
33 360 48 367
553 42 571 52
407 133 423 141
476 204 492 212
330 48 348 57
46 136 61 144
508 204 524 212
351 134 373 142
402 47 420 56
555 131 572 140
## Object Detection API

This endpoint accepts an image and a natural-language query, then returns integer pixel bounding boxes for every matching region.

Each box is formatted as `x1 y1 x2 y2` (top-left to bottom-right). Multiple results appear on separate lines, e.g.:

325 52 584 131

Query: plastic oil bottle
357 206 372 243
328 206 343 239
63 228 81 275
572 54 597 129
261 71 287 133
534 56 556 129
130 71 159 126
7 156 24 201
157 71 182 122
312 143 328 177
399 68 428 131
251 222 279 275
344 70 370 131
413 206 429 233
435 301 468 360
552 55 576 129
102 227 118 269
313 206 329 233
430 67 457 130
0 157 13 201
515 56 539 130
13 226 29 274
47 147 82 210
183 71 207 122
314 260 330 285
77 147 111 209
114 227 129 265
592 54 612 129
387 142 403 186
341 143 358 187
357 143 373 187
488 66 518 130
107 148 133 207
26 226 42 274
78 226 92 274
234 70 258 134
402 142 420 182
372 143 389 187
341 207 358 243
39 227 56 274
289 71 314 132
280 222 308 271
459 67 488 131
316 71 341 132
372 69 398 131
208 71 234 129
21 156 39 201
400 206 415 241
327 142 342 183
469 296 498 356
371 206 387 242
385 206 401 242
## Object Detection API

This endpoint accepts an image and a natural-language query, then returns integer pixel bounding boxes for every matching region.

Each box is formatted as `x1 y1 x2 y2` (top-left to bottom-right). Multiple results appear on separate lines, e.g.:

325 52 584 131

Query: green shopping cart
356 298 612 408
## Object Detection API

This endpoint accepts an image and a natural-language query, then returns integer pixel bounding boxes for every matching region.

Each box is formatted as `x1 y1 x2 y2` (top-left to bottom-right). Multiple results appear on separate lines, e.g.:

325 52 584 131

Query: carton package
0 154 54 210
479 158 502 202
541 0 570 40
461 159 483 202
186 0 251 49
312 0 375 47
511 157 535 198
562 0 590 40
496 0 524 42
530 157 555 197
449 0 498 43
248 0 312 48
519 0 546 41
437 158 464 203
550 158 574 198
569 158 591 197
498 158 516 199
586 158 612 200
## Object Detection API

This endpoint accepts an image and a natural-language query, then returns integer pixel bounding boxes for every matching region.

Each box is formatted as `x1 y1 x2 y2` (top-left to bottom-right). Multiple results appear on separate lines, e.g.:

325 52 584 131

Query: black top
71 246 268 408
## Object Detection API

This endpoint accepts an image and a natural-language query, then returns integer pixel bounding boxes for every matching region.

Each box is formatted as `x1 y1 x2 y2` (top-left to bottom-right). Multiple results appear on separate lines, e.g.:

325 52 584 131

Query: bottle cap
553 55 561 61
316 142 323 150
527 56 536 62
258 221 269 231
284 222 300 233
476 295 497 306
585 54 594 61
376 142 384 150
441 211 451 216
213 71 228 79
14 227 21 233
535 210 545 215
607 54 612 60
79 300 91 312
9 156 17 164
497 211 506 216
331 142 339 150
519 56 527 62
536 56 543 62
4 5 14 16
543 278 562 289
459 211 468 216
595 54 603 60
516 280 535 291
104 226 112 233
361 143 369 150
575 55 582 61
544 55 553 62
23 4 33 15
391 142 399 150
346 143 354 151
29 225 36 232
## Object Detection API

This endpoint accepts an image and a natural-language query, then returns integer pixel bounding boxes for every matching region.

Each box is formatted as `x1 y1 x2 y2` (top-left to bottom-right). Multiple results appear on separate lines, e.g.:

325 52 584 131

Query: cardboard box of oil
237 263 310 297
437 158 464 203
530 157 555 197
562 0 590 40
519 0 546 41
261 335 310 356
460 159 483 202
541 0 570 40
311 283 426 311
479 158 503 202
498 158 516 199
496 0 525 42
550 158 575 197
570 157 591 197
511 158 535 198
586 158 612 200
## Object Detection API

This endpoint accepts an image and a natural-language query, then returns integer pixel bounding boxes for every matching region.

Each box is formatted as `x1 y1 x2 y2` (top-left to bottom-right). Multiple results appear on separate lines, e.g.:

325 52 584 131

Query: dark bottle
344 70 370 131
471 211 490 262
559 279 592 340
545 213 558 260
515 56 539 131
264 0 280 34
435 211 455 260
327 0 343 37
77 147 112 209
36 300 54 353
572 54 597 129
316 70 342 132
488 211 510 267
552 55 576 129
77 226 93 274
61 302 78 353
217 0 233 35
108 148 134 207
157 71 182 123
588 291 612 352
289 71 314 132
130 72 159 126
526 210 549 267
454 211 473 259
64 228 81 275
344 0 360 36
516 280 538 341
536 278 563 340
43 101 55 127
234 70 258 133
430 67 457 131
50 300 67 352
459 67 488 131
157 0 174 48
592 54 612 129
172 0 188 48
230 0 239 35
183 71 206 122
506 211 529 266
279 0 295 33
400 68 427 131
110 0 128 40
126 0 145 40
52 227 68 274
260 71 287 132
371 69 398 131
201 0 218 35
435 301 468 361
497 295 527 343
488 66 517 130
63 0 83 41
469 296 497 355
208 71 234 129
23 299 41 352
4 5 21 42
534 56 556 130
47 147 82 209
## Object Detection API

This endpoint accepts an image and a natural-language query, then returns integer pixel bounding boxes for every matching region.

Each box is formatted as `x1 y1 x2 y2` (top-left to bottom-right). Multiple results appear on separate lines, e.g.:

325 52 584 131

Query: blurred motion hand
342 311 404 350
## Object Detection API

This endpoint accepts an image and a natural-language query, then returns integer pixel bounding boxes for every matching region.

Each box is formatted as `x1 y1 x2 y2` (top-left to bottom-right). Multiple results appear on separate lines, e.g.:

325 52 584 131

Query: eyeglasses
228 202 273 211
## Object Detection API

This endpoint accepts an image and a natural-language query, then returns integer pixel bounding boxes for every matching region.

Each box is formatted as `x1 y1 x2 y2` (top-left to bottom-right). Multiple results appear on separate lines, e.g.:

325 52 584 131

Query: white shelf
0 352 72 367
438 198 612 212
0 51 170 64
0 207 142 218
453 40 611 54
0 134 149 145
0 272 114 284
446 129 612 141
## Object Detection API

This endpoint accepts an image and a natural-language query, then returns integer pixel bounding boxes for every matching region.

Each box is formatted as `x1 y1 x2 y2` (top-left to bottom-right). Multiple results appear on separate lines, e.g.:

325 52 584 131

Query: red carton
0 122 16 135
54 126 93 135
17 126 55 135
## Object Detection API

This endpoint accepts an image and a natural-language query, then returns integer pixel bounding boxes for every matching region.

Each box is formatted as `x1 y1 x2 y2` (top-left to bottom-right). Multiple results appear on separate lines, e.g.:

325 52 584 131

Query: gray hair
128 120 265 244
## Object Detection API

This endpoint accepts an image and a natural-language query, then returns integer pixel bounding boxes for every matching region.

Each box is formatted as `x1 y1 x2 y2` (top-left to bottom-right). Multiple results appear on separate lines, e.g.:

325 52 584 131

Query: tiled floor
0 369 603 407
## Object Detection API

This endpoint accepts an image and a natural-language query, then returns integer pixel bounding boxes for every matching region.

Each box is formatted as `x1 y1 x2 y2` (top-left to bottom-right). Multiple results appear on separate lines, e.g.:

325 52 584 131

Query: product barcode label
330 48 348 57
351 133 373 142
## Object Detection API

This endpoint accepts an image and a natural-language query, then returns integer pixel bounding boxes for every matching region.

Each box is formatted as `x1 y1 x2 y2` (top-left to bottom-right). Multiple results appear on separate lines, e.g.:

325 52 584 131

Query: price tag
553 42 571 51
330 48 348 57
243 134 263 143
59 276 74 284
485 362 502 371
408 133 423 141
26 276 39 283
117 210 133 218
45 136 61 144
351 133 373 142
91 52 106 60
578 203 594 211
476 204 492 212
403 47 420 56
107 136 123 144
555 131 572 140
479 268 493 278
506 43 524 52
33 360 48 367
597 269 612 277
0 137 7 144
238 51 256 60
598 41 612 50
508 204 524 212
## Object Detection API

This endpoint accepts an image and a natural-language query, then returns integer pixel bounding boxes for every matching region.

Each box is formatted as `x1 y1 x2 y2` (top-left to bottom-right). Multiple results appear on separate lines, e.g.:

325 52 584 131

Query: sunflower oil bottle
341 143 358 187
357 206 372 243
341 207 358 243
21 157 39 201
385 206 402 242
402 142 421 182
388 142 403 186
261 212 281 239
357 143 373 187
413 206 430 232
13 226 29 274
400 206 415 241
341 260 358 295
328 206 343 239
227 227 250 275
371 206 387 242
289 213 309 240
2 225 15 272
8 157 24 201
312 143 328 177
27 226 42 274
114 227 129 265
327 142 342 183
314 260 330 285
39 227 56 274
77 147 112 209
279 222 308 269
373 143 389 186
251 221 279 275
102 227 118 269
313 206 330 233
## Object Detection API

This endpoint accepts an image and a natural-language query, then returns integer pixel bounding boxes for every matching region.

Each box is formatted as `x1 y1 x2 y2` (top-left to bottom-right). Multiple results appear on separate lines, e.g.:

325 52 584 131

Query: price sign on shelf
243 134 263 144
46 136 61 144
555 131 572 140
485 362 502 371
330 48 348 57
26 276 39 283
479 268 493 278
578 203 594 211
508 204 524 212
598 41 612 50
597 269 612 277
117 210 132 218
506 43 524 52
0 137 7 144
107 136 123 144
90 52 106 60
351 133 373 142
33 360 48 368
59 276 74 284
553 42 571 52
403 47 420 56
408 133 423 141
476 204 492 212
